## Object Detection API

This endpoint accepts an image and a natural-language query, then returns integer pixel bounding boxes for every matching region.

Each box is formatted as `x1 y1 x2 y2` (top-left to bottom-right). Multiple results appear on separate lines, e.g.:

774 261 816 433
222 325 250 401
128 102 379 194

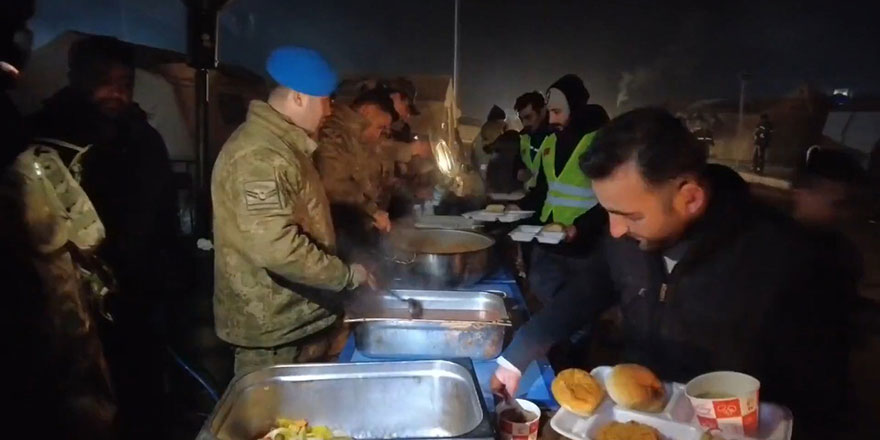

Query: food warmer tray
345 289 511 360
196 359 494 440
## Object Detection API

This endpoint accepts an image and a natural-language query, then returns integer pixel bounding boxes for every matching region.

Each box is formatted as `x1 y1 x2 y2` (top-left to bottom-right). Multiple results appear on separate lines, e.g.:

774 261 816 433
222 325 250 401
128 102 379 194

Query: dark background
30 0 880 117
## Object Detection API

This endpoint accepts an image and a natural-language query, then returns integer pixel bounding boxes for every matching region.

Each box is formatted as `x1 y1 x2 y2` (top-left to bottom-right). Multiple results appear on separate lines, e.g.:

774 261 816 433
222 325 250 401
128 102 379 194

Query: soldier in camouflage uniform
9 137 118 435
315 87 398 239
211 47 370 376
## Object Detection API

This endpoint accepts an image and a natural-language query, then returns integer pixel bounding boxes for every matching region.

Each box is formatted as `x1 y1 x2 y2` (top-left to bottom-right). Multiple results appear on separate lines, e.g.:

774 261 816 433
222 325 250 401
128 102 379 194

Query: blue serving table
338 273 559 412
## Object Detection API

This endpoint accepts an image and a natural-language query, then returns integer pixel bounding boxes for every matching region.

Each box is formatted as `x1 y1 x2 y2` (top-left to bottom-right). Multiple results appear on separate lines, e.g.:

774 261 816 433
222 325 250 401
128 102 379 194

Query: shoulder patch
243 180 283 210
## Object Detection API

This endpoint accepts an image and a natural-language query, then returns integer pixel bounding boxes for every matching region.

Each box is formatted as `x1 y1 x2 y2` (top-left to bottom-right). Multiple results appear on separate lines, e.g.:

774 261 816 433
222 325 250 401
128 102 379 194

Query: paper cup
685 371 761 436
496 399 541 440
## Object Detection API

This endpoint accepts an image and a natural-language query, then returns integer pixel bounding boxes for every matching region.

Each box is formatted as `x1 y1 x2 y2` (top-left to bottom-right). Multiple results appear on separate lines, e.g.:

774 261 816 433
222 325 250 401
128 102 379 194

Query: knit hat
547 74 590 113
266 46 337 97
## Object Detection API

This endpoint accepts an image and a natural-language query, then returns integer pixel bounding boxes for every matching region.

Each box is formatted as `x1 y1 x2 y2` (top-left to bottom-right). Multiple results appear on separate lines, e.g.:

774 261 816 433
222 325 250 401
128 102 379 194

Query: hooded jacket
520 75 609 255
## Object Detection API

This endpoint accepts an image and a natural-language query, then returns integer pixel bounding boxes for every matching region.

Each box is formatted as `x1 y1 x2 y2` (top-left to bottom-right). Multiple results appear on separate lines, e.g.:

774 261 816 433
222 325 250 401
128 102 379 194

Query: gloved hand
490 363 523 397
346 263 370 290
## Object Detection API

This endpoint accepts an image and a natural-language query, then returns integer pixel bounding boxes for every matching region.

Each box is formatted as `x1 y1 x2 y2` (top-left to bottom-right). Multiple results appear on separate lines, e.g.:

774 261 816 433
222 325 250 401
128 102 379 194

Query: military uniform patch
244 180 283 210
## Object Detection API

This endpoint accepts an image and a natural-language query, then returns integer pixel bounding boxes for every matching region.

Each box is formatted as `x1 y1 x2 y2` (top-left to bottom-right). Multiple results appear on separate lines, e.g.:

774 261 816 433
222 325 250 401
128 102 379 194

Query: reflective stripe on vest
540 131 598 225
548 181 595 198
546 195 595 209
520 134 541 189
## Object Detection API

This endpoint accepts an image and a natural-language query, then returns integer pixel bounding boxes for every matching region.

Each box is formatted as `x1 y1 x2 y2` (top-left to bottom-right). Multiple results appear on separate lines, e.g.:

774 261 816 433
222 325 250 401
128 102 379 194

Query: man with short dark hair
514 91 547 135
493 108 842 439
513 91 549 189
316 87 399 236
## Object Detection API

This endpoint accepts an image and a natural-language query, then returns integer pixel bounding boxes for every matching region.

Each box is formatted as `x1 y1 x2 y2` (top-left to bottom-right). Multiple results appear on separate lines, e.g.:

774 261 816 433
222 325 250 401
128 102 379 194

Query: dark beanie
487 104 506 122
548 74 590 112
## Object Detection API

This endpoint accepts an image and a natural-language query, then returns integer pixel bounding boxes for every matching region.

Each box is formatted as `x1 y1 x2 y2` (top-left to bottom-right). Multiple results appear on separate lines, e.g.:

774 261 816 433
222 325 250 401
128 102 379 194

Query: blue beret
266 46 338 97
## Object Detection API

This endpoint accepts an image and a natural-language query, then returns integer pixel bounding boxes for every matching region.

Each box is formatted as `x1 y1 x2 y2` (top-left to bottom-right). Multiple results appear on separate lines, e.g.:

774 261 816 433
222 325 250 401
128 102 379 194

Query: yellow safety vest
519 134 542 189
540 132 598 225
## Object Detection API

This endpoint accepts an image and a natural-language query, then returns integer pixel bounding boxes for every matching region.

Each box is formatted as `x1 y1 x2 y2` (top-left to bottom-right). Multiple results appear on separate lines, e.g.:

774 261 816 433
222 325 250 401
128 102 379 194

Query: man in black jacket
27 35 177 440
493 108 842 439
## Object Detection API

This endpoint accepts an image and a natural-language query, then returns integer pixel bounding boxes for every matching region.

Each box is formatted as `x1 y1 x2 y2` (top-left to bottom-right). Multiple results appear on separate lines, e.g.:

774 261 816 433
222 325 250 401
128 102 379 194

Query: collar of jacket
246 100 319 155
661 164 753 275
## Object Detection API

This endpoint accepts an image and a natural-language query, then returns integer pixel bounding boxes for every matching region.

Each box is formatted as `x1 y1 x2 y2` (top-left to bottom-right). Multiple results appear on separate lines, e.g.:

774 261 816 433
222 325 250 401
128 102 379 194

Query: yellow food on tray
551 368 604 416
485 204 506 213
541 223 564 233
595 421 661 440
606 364 666 413
260 419 350 440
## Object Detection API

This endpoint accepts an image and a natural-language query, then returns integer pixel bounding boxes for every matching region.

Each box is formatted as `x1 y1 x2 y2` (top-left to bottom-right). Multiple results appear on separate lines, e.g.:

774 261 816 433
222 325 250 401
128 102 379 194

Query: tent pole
194 67 211 237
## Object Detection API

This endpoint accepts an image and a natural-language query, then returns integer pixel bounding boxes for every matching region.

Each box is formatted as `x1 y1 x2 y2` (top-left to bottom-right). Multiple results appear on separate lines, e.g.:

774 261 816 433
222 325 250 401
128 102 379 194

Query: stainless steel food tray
196 359 493 440
345 290 511 360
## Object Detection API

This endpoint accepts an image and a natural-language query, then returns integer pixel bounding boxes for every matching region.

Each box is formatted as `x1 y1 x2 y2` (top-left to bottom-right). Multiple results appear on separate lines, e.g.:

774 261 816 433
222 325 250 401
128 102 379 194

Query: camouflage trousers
233 322 350 377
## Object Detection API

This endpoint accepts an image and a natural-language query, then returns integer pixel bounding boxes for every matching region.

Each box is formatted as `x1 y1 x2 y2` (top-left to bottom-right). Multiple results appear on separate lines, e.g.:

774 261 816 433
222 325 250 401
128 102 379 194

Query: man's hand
347 263 370 290
414 187 434 201
490 364 523 397
564 225 577 242
372 210 392 232
516 169 532 182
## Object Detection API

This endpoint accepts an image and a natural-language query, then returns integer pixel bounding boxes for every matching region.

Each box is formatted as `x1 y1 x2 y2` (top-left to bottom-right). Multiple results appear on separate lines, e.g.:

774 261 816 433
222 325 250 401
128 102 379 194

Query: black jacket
504 164 846 435
27 87 178 292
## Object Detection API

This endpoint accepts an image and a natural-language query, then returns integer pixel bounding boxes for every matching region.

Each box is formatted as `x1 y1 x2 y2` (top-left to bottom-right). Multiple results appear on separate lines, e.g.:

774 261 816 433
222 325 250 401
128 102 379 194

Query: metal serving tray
345 290 512 360
196 360 493 440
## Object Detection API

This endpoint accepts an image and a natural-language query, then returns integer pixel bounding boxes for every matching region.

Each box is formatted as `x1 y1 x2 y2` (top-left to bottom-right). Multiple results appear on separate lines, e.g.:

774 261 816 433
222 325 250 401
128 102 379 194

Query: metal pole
194 68 211 237
737 72 751 136
738 79 745 135
453 0 460 110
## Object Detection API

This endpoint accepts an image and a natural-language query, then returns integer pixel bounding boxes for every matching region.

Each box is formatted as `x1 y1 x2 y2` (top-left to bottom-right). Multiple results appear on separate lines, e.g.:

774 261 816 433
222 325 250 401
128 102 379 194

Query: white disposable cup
496 399 541 440
685 371 761 436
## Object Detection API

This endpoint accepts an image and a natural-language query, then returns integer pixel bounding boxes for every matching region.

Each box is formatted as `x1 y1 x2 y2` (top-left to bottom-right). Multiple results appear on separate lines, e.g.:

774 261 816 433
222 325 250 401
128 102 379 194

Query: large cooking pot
385 228 495 288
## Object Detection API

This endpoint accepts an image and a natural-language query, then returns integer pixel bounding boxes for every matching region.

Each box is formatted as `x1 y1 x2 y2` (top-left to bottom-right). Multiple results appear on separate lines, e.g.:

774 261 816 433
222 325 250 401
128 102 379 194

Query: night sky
30 0 880 118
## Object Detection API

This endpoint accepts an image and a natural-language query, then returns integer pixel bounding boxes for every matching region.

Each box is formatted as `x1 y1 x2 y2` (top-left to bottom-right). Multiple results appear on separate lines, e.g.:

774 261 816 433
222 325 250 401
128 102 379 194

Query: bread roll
485 204 505 213
605 364 666 413
596 421 661 440
551 368 604 416
542 223 564 233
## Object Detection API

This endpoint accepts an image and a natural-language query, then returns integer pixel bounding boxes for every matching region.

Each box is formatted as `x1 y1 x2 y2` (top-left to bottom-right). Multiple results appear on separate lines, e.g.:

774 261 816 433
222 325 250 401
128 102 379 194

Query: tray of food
549 365 793 440
463 204 534 223
487 191 526 202
508 224 566 244
196 360 495 440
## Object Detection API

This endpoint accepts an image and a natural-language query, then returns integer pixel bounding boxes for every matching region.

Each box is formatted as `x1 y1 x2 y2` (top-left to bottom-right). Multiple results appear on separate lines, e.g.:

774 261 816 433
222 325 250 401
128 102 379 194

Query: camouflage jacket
314 104 383 215
9 139 116 415
211 100 353 348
